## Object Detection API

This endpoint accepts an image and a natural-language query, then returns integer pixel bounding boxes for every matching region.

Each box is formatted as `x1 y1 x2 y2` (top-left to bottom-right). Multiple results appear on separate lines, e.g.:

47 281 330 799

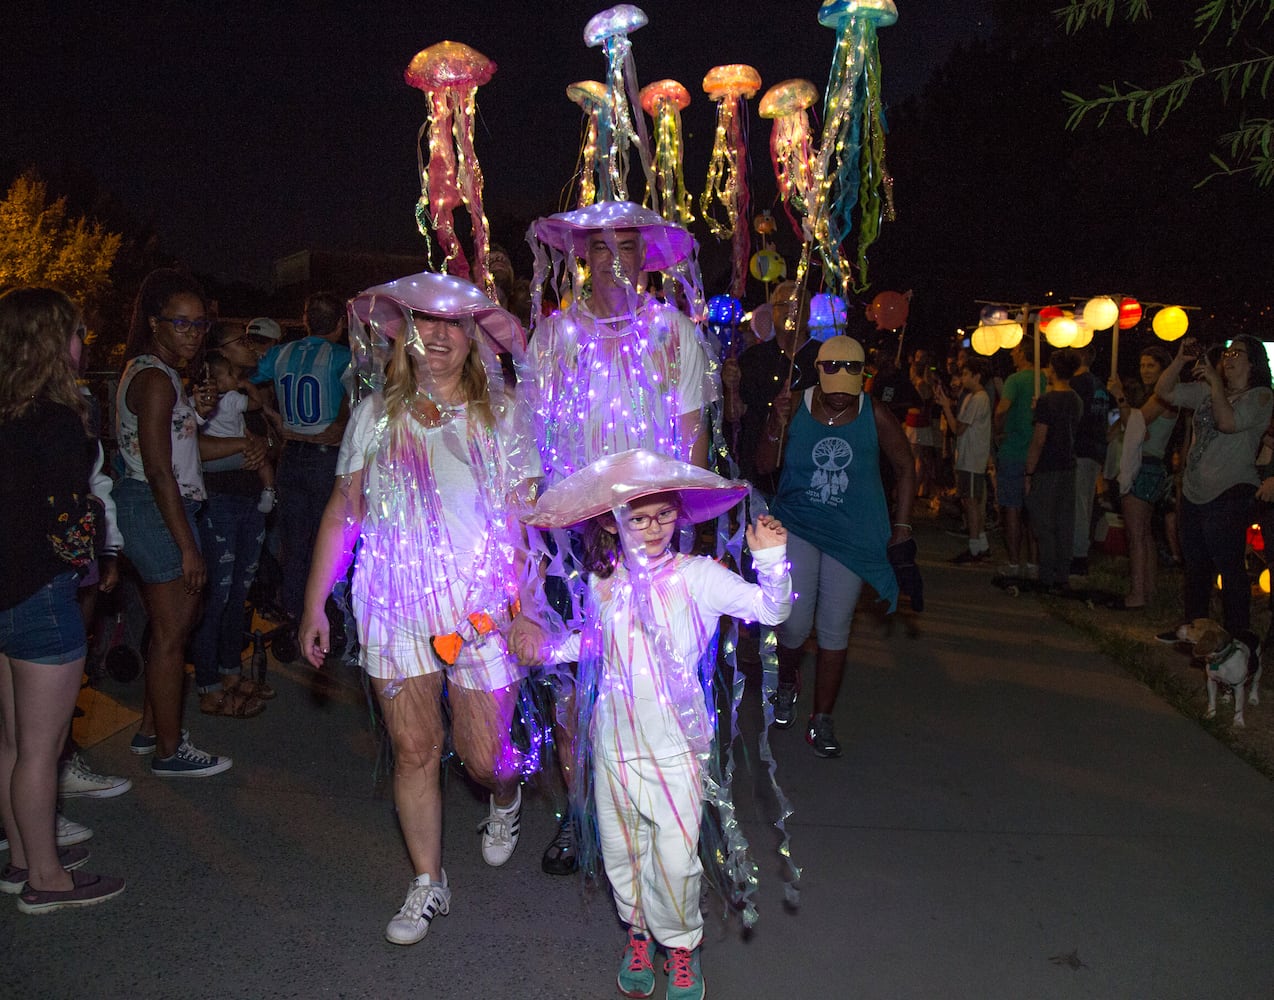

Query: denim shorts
997 460 1026 509
115 478 202 584
0 572 86 664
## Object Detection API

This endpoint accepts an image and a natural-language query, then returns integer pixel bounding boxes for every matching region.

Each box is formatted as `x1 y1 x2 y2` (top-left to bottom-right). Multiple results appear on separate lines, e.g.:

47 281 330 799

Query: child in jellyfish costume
522 449 792 1000
297 272 543 947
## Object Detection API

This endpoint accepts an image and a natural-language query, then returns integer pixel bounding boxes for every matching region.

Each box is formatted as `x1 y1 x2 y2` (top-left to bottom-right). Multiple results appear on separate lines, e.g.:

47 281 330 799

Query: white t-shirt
556 546 791 761
955 388 992 474
202 390 249 473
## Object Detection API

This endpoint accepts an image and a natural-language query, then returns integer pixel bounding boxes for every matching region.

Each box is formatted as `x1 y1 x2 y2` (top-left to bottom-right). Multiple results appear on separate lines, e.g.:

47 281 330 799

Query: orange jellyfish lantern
405 41 496 296
701 63 762 298
639 79 694 225
584 4 654 202
567 80 609 209
759 78 819 242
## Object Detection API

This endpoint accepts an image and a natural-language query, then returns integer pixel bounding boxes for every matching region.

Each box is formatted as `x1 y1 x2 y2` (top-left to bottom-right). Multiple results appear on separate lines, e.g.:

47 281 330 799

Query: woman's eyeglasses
817 359 865 375
626 507 679 530
157 315 212 335
1221 348 1247 360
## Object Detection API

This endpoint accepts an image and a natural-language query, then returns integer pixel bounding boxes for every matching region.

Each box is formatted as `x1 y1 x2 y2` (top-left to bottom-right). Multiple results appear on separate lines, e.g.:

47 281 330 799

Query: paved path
4 523 1272 999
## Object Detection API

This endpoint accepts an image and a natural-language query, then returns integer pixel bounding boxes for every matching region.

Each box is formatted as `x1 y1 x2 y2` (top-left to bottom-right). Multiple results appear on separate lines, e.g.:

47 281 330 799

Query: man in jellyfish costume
522 200 719 876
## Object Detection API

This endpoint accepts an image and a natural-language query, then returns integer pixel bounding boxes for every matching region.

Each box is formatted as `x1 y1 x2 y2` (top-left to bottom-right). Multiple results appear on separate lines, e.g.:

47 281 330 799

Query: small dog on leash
1190 619 1262 728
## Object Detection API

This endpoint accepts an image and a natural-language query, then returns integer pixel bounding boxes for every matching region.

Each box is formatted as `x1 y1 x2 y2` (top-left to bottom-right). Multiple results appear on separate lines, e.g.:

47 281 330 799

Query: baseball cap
246 317 282 341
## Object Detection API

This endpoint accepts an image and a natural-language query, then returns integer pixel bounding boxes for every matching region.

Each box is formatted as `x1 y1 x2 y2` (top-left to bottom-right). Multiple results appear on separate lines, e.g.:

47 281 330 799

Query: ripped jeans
191 492 266 692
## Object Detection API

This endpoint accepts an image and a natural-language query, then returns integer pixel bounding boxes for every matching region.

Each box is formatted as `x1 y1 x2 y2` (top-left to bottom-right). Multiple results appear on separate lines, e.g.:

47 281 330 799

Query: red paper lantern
1248 523 1264 552
1038 305 1064 329
1118 298 1143 330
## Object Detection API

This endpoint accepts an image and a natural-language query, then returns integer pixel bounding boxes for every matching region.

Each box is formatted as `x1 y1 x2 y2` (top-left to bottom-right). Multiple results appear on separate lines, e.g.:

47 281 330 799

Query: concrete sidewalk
4 525 1272 999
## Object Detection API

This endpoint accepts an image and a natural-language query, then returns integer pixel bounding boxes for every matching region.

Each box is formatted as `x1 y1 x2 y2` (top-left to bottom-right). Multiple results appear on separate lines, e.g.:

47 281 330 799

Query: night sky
6 2 991 287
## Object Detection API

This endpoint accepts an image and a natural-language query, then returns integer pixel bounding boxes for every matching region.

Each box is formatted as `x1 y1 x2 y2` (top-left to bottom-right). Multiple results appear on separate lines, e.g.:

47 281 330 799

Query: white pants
595 750 704 951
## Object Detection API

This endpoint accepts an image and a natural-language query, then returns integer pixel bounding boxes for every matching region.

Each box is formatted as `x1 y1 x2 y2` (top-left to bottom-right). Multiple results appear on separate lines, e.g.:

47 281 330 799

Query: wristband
893 523 912 530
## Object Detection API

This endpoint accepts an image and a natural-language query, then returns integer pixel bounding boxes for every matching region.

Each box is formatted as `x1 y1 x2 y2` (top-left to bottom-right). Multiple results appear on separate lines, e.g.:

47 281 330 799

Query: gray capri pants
775 531 864 651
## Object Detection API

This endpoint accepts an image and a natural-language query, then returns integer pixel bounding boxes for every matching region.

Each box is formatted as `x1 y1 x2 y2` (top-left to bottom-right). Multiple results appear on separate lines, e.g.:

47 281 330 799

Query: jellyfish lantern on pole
584 4 655 203
640 79 695 225
808 0 897 292
404 41 497 296
701 64 762 298
759 78 820 242
567 80 609 209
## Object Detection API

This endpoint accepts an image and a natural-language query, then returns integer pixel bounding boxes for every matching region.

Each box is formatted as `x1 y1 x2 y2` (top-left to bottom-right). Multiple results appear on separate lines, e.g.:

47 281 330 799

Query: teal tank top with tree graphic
770 390 898 611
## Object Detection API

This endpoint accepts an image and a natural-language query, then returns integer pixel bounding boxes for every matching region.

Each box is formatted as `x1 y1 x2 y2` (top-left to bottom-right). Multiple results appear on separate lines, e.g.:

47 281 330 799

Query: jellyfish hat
759 79 820 241
567 81 610 209
404 41 497 298
700 64 762 299
584 4 655 203
639 79 694 225
809 0 897 291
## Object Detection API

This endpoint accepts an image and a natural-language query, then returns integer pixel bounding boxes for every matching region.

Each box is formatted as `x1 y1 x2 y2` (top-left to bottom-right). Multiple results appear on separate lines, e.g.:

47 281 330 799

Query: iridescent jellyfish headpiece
809 0 898 291
567 81 609 210
583 4 654 203
759 78 820 241
404 41 497 299
526 199 702 321
639 79 694 225
700 64 762 298
348 270 525 410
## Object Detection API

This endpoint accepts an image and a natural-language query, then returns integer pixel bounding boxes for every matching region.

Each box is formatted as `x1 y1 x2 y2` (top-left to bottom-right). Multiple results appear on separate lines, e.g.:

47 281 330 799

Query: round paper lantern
1038 305 1064 330
1152 306 1189 341
1118 298 1143 329
1045 317 1079 348
1261 569 1271 595
971 324 1000 356
1082 296 1119 331
749 249 786 282
1071 319 1094 349
871 290 909 330
997 322 1024 350
1247 523 1264 552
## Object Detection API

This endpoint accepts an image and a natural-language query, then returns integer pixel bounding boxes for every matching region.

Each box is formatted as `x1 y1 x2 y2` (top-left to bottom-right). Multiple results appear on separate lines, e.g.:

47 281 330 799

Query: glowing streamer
809 0 897 291
404 41 497 298
639 79 694 226
567 81 609 209
759 79 820 242
701 64 761 299
584 4 655 204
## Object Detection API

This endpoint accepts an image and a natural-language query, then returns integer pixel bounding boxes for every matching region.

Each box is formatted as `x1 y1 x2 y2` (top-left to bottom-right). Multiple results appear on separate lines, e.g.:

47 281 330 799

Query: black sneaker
541 815 579 875
1070 556 1089 577
770 682 799 729
806 714 842 758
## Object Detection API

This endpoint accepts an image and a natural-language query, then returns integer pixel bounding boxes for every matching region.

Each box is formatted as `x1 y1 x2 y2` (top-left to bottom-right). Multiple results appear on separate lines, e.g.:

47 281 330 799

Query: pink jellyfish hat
523 448 747 529
350 271 524 354
531 200 695 272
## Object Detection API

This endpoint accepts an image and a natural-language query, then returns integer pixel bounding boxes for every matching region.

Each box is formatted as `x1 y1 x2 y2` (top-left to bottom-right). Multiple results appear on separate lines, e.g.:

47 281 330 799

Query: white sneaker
257 487 277 514
56 813 94 847
60 753 133 799
385 871 450 946
478 787 521 867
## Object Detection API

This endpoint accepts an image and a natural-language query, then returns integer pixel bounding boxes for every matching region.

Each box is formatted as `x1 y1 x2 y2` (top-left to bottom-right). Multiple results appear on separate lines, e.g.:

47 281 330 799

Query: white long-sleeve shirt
557 545 791 761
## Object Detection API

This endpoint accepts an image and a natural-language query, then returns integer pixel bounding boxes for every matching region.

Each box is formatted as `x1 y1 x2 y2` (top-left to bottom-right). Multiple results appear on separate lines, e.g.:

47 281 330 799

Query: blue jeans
191 493 266 691
1181 484 1255 633
0 572 85 664
278 441 339 620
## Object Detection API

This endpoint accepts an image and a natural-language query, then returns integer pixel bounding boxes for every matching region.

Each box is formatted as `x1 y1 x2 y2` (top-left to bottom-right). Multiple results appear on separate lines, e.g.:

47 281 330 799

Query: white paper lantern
1044 317 1079 348
997 322 1024 350
971 324 1000 356
1082 296 1119 330
1071 319 1094 348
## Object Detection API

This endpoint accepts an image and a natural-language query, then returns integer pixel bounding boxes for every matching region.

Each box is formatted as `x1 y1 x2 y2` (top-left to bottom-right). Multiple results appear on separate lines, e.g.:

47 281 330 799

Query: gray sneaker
806 714 842 758
59 753 132 799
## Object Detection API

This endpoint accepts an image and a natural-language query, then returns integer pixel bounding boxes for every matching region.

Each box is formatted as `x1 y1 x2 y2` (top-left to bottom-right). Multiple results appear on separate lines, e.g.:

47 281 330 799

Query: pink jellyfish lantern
584 4 654 203
404 40 497 296
808 0 898 291
567 80 609 209
639 79 694 225
701 64 762 298
759 79 819 242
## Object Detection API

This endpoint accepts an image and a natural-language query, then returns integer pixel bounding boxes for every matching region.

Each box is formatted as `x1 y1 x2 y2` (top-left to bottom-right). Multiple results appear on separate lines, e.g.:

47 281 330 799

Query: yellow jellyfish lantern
701 63 762 298
584 4 654 202
567 80 609 209
639 79 694 225
404 41 496 297
759 79 819 241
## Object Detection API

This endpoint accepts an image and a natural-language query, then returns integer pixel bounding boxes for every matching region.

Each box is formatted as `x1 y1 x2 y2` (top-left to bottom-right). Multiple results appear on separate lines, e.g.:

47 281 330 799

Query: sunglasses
817 359 865 375
1221 348 1247 360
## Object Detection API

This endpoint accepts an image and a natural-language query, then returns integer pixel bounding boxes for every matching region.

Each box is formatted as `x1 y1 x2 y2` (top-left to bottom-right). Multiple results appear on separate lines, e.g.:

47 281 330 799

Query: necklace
816 392 854 425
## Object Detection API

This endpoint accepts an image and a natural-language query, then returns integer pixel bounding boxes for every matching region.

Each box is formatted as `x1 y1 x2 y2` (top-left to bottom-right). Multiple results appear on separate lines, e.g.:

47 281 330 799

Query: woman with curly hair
0 286 125 912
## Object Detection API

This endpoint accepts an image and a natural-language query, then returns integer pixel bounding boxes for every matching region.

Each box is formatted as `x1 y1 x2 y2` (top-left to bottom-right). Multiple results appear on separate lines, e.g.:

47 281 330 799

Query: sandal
199 688 266 718
231 676 276 701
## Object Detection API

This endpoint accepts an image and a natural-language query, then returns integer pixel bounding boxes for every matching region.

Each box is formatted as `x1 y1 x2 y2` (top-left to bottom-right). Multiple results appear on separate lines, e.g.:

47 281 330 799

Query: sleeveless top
116 354 206 501
771 390 898 610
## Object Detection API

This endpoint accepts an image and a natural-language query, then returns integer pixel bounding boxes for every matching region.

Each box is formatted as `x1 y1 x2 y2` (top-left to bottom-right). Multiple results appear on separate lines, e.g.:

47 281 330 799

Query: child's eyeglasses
157 316 212 335
626 508 679 530
817 359 865 375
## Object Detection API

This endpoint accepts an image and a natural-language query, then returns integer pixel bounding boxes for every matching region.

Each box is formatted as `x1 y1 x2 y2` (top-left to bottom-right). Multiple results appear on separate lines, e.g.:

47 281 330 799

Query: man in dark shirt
1068 344 1112 576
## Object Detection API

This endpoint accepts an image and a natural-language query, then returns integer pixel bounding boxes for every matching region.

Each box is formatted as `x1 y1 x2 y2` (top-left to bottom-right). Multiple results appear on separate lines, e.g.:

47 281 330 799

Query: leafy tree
1058 0 1274 186
0 170 122 305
